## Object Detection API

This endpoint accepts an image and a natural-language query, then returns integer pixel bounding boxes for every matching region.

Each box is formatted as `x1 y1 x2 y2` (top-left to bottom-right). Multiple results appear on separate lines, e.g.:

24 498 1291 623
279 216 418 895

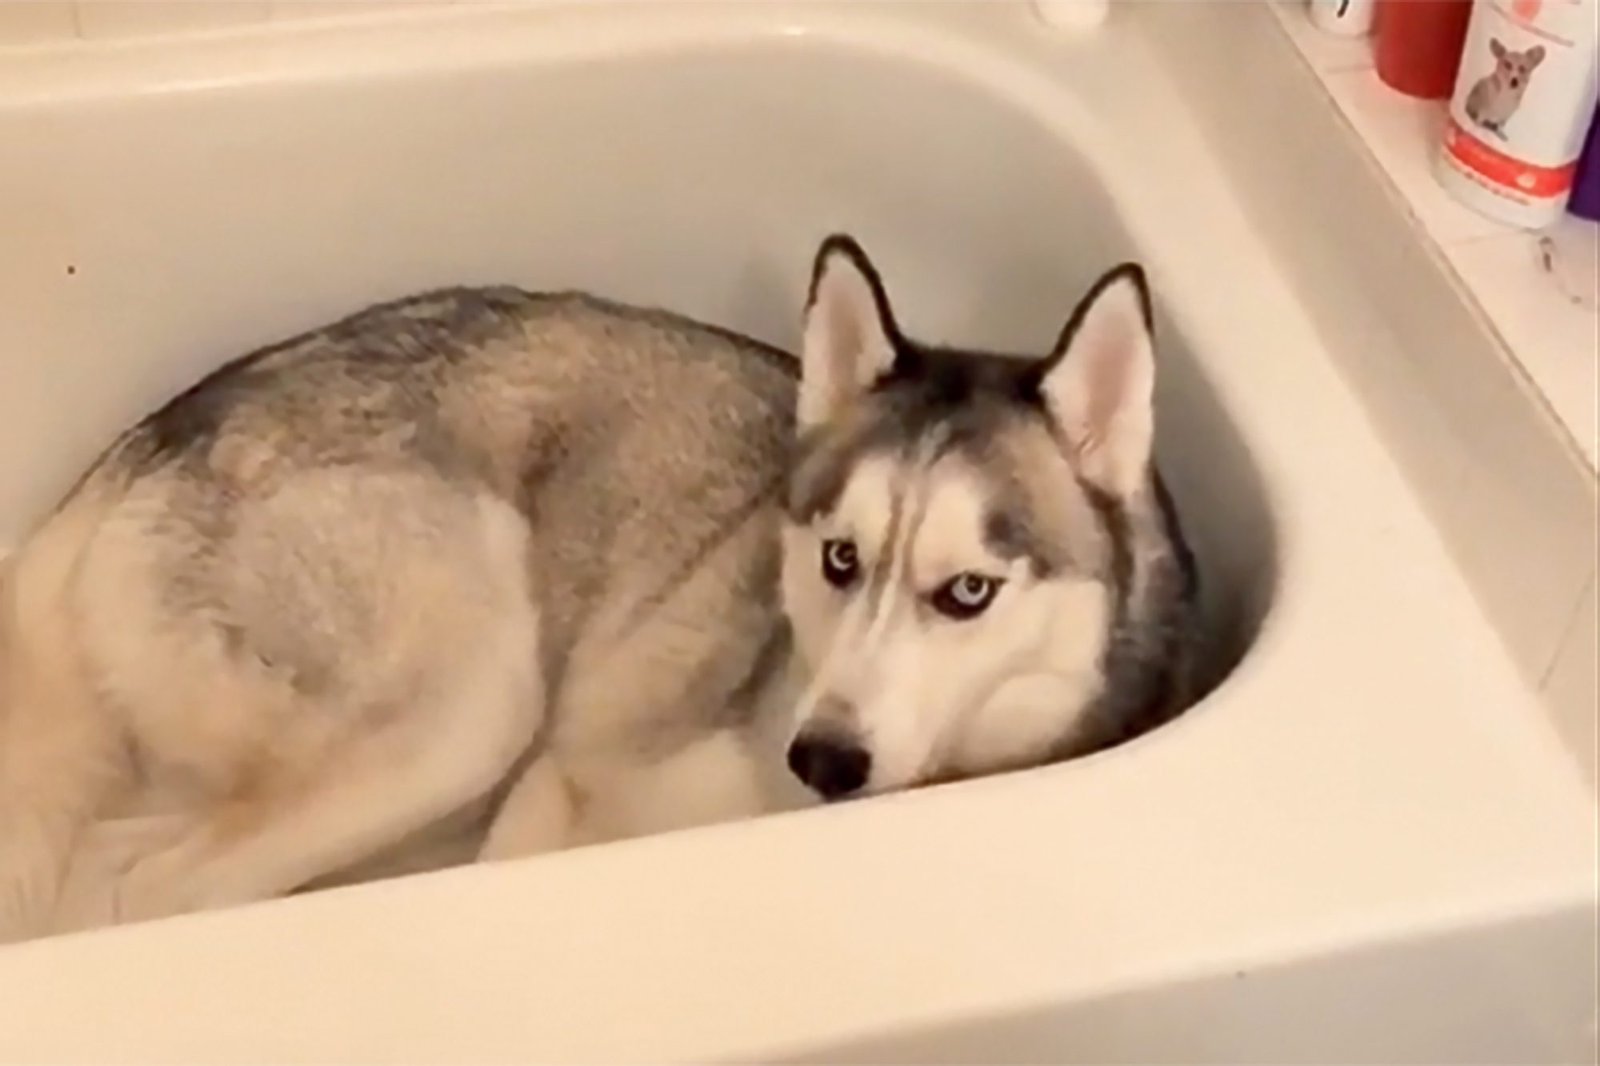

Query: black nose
787 733 871 799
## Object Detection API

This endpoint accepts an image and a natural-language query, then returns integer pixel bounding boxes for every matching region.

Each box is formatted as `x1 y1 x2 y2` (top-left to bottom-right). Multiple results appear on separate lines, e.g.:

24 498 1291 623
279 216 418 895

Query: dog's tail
0 499 120 941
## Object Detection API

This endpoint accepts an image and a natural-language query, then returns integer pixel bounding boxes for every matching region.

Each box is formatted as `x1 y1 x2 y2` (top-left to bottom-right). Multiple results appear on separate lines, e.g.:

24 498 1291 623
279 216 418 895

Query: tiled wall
0 1 460 47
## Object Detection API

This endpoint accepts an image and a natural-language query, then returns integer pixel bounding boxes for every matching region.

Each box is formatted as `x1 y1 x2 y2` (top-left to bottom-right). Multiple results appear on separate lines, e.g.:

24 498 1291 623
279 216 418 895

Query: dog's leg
480 727 794 864
582 730 778 845
65 606 544 929
478 755 576 861
0 514 125 943
0 685 121 942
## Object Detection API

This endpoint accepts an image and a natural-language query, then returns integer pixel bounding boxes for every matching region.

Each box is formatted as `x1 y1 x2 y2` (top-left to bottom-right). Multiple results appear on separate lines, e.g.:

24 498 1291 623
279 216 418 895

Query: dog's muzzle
787 728 871 800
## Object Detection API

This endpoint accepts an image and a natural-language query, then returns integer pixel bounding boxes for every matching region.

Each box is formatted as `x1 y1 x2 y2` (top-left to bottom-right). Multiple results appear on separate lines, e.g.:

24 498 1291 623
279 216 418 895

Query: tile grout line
1445 227 1527 249
1538 569 1597 688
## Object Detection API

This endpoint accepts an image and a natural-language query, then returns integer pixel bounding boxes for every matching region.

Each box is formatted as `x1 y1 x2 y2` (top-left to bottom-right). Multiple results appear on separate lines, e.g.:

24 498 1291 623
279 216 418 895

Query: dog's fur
0 236 1197 942
1466 37 1546 138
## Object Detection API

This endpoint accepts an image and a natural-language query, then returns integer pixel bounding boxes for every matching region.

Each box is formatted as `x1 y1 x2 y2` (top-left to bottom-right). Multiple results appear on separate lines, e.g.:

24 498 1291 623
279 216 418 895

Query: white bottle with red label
1435 0 1599 228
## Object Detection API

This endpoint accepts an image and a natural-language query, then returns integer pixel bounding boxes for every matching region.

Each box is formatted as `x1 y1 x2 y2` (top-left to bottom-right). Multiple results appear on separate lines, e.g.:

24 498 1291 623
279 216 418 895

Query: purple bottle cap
1569 104 1600 222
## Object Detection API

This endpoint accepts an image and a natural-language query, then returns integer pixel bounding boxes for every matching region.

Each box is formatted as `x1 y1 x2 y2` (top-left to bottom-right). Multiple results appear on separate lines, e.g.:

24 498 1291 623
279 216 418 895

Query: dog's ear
800 235 901 429
1034 264 1156 499
1527 44 1546 67
1490 37 1507 61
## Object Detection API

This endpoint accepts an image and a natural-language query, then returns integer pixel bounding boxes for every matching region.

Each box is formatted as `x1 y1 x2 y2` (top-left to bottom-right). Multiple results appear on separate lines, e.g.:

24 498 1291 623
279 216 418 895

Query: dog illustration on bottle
1465 37 1546 139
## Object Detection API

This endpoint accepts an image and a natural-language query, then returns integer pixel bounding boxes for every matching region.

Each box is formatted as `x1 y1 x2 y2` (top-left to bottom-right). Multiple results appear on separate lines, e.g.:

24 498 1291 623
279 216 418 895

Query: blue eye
931 573 1001 620
821 539 859 588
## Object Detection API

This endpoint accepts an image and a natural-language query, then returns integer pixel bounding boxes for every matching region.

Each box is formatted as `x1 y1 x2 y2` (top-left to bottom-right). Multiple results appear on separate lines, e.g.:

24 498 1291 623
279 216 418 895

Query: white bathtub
0 3 1593 1061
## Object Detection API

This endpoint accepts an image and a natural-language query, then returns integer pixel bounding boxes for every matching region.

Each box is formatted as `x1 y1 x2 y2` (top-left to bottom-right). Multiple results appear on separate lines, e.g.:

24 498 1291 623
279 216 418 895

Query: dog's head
780 235 1180 800
1489 38 1545 92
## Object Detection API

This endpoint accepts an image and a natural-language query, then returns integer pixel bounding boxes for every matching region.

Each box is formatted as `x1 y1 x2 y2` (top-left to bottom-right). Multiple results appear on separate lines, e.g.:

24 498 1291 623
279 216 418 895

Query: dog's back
0 288 800 937
95 288 799 732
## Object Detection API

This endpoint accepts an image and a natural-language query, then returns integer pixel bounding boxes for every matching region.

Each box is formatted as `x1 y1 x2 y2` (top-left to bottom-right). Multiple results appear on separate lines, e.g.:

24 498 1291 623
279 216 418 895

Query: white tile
0 1 76 44
1271 0 1375 74
1443 217 1600 469
1542 575 1597 788
75 0 270 39
1438 303 1598 673
1324 67 1517 243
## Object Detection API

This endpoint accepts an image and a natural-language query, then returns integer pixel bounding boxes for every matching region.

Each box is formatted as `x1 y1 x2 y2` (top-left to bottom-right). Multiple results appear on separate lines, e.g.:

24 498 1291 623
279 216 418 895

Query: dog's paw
0 822 71 944
108 841 203 925
50 814 195 933
479 757 574 861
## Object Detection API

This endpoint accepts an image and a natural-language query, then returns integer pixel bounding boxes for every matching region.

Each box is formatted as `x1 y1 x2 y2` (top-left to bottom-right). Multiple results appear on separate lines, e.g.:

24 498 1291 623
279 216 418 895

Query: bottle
1436 0 1600 229
1566 105 1600 221
1374 0 1474 99
1309 0 1376 36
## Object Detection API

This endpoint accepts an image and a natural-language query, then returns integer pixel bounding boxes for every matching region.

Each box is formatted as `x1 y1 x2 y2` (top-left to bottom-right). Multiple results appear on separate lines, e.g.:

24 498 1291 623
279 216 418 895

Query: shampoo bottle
1374 0 1474 98
1436 0 1599 228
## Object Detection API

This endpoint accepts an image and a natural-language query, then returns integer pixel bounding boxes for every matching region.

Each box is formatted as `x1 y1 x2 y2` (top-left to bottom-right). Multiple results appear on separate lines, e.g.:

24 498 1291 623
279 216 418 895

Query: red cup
1374 0 1474 99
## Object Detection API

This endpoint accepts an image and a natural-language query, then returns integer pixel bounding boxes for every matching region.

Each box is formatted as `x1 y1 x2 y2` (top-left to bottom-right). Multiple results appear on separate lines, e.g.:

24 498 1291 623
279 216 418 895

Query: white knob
1032 0 1110 32
1307 0 1375 36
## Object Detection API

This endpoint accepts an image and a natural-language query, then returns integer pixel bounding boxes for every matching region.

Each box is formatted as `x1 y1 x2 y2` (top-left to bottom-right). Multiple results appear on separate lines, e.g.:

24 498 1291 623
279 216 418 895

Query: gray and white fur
0 235 1197 941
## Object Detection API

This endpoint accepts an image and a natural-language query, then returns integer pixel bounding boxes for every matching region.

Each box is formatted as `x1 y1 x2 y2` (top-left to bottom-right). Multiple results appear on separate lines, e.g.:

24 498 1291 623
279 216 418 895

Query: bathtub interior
0 39 1273 773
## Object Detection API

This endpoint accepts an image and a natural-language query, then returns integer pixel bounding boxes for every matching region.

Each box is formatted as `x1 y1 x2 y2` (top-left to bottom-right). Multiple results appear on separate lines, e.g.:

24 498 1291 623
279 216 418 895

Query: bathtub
0 2 1593 1061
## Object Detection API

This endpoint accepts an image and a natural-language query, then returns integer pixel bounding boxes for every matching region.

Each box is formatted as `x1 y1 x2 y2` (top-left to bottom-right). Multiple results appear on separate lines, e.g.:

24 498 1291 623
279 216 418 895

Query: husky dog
1465 38 1546 139
0 236 1197 941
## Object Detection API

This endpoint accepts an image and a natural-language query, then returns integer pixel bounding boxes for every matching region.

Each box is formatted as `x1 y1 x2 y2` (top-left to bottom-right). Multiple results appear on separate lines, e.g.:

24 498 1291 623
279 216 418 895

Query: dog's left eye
931 573 1002 620
821 538 860 589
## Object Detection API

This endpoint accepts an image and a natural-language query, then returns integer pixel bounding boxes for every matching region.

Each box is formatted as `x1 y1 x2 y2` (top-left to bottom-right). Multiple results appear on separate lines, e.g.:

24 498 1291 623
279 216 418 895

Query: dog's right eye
821 539 860 589
930 573 1002 620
